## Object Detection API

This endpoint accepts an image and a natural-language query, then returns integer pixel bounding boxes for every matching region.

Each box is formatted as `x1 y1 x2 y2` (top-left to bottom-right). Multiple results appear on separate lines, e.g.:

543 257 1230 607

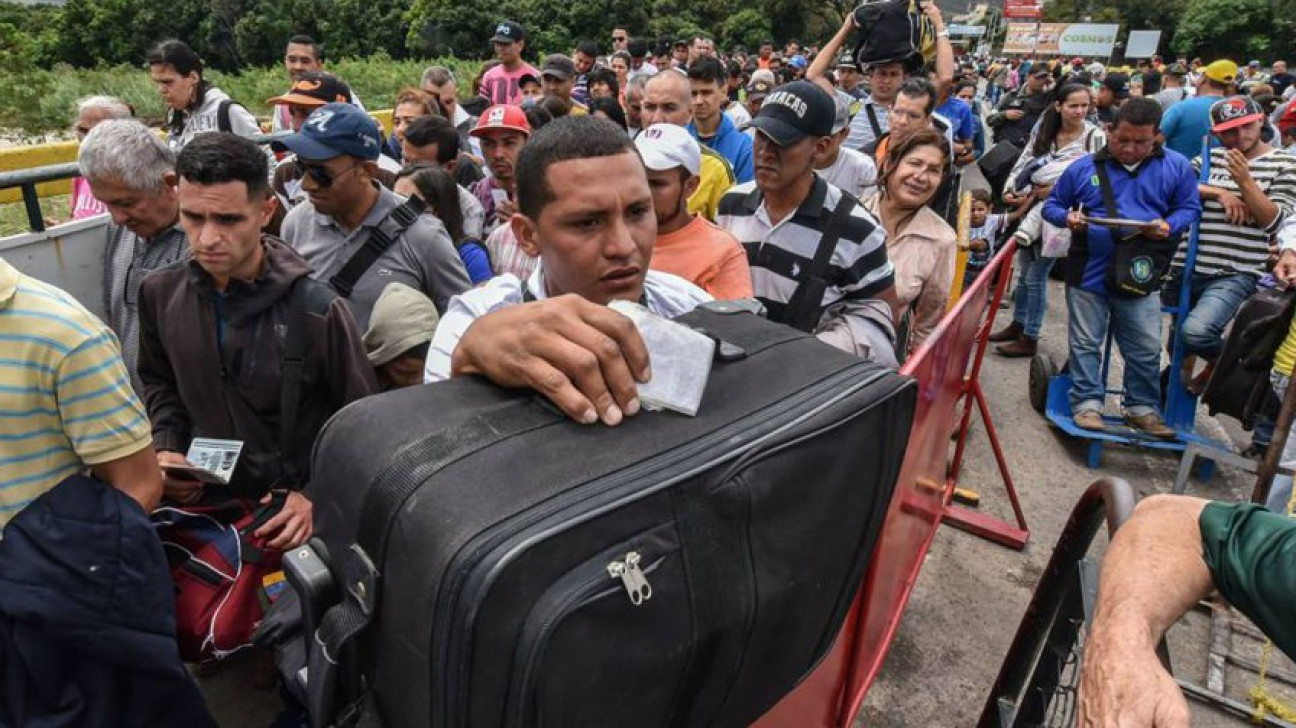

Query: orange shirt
651 215 754 300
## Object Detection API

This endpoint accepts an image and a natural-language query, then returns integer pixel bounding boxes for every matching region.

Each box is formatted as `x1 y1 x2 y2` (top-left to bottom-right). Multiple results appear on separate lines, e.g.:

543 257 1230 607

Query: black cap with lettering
747 80 834 145
491 21 525 43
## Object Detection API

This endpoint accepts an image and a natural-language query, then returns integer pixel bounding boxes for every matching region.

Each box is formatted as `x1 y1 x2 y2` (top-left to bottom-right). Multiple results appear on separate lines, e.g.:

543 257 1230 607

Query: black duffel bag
295 303 917 727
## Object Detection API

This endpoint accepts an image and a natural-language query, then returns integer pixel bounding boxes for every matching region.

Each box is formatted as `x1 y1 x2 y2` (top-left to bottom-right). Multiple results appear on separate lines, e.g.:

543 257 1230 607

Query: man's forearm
1090 495 1213 649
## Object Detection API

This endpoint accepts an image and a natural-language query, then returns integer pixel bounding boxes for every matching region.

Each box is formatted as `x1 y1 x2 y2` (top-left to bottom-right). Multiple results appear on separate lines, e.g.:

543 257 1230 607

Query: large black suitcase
302 306 916 727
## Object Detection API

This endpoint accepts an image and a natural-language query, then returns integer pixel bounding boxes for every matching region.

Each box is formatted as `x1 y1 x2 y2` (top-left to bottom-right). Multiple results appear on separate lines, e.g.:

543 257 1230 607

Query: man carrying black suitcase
424 114 714 426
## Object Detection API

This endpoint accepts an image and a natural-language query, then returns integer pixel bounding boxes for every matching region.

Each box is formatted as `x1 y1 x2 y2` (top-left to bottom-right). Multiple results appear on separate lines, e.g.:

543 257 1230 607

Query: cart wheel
1029 353 1058 413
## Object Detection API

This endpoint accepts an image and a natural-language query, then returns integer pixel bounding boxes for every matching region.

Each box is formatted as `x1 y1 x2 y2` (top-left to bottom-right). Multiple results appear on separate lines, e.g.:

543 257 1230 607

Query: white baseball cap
634 123 701 177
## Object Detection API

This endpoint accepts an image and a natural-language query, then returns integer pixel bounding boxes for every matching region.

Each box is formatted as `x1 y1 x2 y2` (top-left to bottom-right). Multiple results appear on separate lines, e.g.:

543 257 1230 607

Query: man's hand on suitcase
254 490 313 550
451 295 652 426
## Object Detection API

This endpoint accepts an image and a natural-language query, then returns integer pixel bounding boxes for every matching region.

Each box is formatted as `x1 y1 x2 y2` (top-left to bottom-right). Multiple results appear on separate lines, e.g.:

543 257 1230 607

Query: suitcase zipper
434 365 895 726
607 551 653 605
506 554 666 728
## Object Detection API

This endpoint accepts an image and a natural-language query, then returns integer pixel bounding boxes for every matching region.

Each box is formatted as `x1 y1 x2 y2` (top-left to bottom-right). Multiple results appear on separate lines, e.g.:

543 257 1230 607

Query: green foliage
0 56 483 137
719 10 773 53
1172 0 1292 60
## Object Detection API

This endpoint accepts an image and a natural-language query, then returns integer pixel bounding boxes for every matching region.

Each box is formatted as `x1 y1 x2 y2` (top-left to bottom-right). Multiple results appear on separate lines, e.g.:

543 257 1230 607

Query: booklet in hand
609 300 715 417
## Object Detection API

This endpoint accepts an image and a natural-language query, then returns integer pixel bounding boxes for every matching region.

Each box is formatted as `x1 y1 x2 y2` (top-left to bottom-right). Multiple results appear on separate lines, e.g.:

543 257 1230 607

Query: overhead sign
947 24 987 37
1003 22 1119 56
1004 0 1042 18
1125 30 1162 58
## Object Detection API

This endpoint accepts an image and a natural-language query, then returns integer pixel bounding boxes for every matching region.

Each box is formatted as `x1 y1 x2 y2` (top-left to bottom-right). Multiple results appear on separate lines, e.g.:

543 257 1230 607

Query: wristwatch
936 29 950 38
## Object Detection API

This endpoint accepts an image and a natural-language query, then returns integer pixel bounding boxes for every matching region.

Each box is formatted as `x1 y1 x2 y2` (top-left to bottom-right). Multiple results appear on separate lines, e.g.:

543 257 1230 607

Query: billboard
1004 0 1042 18
1003 22 1119 56
1125 30 1162 58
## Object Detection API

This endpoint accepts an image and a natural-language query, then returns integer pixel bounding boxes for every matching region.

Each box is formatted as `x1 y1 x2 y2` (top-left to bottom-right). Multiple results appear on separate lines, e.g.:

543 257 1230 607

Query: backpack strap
1093 157 1120 224
328 196 427 297
783 192 857 333
217 99 234 133
278 277 336 488
865 103 883 139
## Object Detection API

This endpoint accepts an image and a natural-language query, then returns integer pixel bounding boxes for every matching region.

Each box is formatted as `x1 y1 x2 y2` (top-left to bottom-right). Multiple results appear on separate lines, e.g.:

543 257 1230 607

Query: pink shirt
479 63 541 106
70 177 107 220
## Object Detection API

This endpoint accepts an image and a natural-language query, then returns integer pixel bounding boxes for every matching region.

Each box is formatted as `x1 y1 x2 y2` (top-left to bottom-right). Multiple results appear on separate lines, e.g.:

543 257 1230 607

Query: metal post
21 183 45 234
1253 373 1296 506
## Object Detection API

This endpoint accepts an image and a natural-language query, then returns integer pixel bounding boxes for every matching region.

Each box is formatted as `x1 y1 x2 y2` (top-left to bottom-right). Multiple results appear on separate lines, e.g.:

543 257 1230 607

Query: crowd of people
2 8 1296 726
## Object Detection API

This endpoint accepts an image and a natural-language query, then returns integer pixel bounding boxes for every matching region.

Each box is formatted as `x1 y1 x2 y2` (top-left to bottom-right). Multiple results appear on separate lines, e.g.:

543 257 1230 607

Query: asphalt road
857 269 1296 726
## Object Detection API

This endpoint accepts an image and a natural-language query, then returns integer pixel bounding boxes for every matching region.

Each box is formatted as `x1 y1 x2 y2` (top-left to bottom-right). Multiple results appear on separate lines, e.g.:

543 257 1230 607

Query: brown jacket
138 237 378 497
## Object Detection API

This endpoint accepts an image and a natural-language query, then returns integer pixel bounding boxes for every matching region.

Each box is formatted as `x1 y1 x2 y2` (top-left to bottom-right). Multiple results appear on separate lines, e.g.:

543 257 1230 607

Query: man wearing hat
744 76 774 119
635 123 752 299
1095 72 1130 130
267 71 354 134
1161 59 1237 158
1165 95 1296 392
716 80 898 366
989 64 1055 148
1154 63 1193 111
364 282 440 390
278 103 472 329
264 71 390 227
480 21 540 106
835 50 867 102
469 105 538 277
540 54 589 114
1279 103 1296 152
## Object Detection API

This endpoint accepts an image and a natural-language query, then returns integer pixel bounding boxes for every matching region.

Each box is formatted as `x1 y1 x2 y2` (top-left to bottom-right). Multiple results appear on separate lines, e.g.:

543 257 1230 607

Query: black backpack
851 0 936 69
1201 282 1296 428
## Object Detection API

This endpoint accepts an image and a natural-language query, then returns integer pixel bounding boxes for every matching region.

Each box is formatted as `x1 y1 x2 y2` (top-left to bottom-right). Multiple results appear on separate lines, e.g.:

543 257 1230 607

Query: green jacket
1200 503 1296 659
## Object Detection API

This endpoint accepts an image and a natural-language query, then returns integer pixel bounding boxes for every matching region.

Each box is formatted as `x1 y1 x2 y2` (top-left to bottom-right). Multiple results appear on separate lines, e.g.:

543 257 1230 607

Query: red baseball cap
1210 96 1265 133
470 105 531 138
1279 104 1296 134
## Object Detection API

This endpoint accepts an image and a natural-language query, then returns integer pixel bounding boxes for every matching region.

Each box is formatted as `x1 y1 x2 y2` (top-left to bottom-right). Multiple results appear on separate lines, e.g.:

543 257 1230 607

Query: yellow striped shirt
0 258 151 527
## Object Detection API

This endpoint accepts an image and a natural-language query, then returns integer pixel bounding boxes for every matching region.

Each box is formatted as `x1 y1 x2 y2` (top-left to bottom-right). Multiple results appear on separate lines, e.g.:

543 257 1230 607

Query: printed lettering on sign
764 91 808 118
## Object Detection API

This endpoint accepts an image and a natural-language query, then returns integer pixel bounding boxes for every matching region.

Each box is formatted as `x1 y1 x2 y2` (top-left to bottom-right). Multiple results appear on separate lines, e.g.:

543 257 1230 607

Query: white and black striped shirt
715 176 893 324
1175 147 1296 276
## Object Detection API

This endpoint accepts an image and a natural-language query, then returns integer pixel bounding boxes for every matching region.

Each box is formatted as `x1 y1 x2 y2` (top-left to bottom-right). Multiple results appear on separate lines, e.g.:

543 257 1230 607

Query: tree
1172 0 1289 60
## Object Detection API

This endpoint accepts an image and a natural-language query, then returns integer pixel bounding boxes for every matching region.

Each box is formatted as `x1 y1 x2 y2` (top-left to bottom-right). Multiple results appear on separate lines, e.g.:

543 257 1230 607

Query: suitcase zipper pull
607 551 653 606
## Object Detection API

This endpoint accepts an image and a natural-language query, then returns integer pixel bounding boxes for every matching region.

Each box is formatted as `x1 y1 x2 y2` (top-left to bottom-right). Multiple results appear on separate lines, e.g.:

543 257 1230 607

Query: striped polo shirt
1174 147 1296 276
0 258 152 527
715 175 893 324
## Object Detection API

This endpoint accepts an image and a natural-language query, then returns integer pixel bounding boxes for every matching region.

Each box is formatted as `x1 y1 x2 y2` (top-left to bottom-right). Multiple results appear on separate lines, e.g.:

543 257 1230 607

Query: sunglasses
295 159 358 188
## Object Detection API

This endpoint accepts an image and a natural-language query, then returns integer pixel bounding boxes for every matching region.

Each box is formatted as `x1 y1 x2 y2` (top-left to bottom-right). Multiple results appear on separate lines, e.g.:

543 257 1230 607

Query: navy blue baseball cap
748 80 834 145
271 102 382 161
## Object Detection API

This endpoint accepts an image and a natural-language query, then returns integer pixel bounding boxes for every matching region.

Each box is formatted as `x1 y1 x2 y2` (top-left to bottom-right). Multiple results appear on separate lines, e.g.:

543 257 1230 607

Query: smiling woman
862 126 956 356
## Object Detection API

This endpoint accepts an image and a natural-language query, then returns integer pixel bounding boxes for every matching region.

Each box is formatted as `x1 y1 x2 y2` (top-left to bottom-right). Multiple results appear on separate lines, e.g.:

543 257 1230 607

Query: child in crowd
963 188 1023 291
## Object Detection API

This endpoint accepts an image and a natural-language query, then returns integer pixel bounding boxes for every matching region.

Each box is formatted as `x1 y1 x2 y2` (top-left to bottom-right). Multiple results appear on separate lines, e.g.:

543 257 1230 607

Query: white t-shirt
816 147 877 199
424 267 712 382
725 102 752 129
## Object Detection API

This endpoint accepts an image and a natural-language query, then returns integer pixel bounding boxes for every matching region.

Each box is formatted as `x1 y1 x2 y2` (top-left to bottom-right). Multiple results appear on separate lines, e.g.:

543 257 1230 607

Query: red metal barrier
755 241 1026 727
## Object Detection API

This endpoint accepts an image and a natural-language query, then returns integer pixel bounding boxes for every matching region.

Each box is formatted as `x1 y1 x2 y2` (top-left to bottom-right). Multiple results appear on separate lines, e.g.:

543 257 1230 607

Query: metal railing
0 132 287 235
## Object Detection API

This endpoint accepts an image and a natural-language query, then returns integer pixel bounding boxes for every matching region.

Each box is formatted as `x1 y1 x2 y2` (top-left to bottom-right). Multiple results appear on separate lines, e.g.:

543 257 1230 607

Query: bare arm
924 2 954 96
1077 494 1208 727
91 445 165 514
807 13 856 98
